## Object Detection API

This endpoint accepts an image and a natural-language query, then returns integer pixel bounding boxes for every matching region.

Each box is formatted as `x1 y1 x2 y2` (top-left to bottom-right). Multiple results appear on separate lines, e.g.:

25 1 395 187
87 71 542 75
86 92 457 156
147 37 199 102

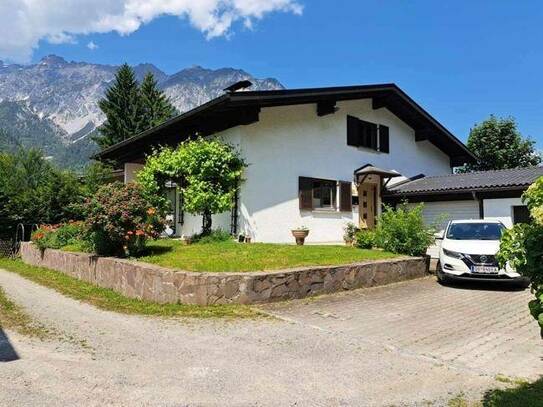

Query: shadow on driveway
0 327 19 362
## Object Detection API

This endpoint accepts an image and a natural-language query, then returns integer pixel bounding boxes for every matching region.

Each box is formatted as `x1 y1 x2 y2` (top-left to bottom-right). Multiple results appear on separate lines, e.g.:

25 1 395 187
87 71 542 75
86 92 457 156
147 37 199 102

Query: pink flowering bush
82 182 164 256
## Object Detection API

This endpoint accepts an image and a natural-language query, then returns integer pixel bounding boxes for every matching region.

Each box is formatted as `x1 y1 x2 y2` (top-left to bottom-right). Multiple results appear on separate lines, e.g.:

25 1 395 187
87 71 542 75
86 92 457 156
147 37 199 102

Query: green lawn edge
0 258 261 319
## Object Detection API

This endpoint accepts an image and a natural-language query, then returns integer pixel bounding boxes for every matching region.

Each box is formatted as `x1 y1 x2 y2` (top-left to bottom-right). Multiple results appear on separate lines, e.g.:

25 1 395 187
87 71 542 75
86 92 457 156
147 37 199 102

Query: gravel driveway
0 269 540 406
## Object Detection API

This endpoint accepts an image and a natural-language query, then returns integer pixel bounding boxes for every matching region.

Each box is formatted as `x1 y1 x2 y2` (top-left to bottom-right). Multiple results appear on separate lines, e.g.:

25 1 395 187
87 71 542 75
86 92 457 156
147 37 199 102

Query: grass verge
0 258 260 319
448 376 543 407
140 240 398 272
0 285 52 339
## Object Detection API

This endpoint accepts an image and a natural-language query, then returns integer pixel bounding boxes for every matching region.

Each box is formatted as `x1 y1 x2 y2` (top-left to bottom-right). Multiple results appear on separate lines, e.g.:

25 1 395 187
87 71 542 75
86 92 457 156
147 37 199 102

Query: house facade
96 84 475 243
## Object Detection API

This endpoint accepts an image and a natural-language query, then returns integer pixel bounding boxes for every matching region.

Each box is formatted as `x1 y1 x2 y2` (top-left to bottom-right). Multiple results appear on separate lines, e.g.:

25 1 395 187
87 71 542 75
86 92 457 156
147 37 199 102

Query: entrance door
359 183 377 229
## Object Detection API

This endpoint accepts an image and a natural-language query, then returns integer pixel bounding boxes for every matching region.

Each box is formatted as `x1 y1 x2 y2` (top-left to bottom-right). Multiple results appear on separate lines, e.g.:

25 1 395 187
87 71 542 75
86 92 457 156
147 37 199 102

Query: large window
299 177 352 211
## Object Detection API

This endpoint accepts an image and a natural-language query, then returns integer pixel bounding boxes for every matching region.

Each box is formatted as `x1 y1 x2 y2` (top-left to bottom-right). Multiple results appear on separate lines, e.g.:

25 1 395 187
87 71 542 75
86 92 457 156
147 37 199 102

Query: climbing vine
137 138 246 235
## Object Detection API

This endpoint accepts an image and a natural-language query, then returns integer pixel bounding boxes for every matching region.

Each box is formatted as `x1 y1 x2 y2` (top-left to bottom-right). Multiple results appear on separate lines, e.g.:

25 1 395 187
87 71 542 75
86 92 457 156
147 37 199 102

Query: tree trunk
202 209 212 236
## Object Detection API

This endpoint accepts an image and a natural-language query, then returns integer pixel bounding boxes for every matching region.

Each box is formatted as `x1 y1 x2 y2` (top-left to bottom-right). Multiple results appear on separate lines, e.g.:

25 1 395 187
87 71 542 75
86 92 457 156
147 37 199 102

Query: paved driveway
0 270 540 406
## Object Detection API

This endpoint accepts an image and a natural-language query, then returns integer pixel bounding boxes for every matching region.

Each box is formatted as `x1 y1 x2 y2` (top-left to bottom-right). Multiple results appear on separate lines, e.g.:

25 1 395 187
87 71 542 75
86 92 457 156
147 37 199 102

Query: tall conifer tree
93 64 143 149
140 72 177 128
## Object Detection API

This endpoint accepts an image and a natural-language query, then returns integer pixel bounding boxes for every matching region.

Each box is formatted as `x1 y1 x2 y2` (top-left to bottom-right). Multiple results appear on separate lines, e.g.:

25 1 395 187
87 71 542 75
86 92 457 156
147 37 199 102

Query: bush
31 222 86 251
82 182 164 256
343 222 360 243
354 229 375 249
191 229 232 244
498 176 543 334
374 203 434 256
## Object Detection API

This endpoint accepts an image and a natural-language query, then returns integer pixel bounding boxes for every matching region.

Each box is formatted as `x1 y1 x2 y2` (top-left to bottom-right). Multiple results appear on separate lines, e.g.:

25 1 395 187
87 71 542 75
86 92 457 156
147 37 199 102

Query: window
312 179 336 209
347 115 389 153
513 205 531 224
299 177 352 211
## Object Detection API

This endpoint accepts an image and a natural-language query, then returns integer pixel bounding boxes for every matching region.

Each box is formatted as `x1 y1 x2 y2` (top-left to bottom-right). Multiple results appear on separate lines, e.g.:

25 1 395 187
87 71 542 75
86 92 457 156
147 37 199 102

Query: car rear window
446 223 505 240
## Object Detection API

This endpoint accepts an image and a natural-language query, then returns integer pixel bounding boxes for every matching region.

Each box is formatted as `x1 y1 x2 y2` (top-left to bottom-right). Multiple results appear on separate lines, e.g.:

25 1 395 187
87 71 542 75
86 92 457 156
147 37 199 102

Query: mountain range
0 55 284 169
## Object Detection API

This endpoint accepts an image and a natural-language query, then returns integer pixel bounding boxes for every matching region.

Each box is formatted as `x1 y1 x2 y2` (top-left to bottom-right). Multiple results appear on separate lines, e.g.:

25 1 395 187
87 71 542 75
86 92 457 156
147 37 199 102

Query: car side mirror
434 230 444 240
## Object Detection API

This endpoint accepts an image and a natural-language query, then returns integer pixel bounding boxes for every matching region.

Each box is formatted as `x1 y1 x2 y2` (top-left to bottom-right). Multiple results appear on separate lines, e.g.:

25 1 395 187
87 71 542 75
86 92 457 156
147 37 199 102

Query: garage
384 166 543 258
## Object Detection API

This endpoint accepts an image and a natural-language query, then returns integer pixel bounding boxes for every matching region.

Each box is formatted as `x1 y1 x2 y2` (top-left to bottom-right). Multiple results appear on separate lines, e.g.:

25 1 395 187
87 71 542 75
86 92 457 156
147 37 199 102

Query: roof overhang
354 164 401 183
94 83 477 166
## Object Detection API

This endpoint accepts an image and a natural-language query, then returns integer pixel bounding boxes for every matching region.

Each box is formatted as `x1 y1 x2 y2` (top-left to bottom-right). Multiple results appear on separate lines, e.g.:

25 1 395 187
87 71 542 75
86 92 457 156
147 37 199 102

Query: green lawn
138 240 398 272
0 258 260 318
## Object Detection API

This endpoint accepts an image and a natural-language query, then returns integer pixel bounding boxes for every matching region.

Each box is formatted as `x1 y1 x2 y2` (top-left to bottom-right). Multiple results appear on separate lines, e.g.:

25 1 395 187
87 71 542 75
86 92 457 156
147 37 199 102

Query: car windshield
446 222 505 240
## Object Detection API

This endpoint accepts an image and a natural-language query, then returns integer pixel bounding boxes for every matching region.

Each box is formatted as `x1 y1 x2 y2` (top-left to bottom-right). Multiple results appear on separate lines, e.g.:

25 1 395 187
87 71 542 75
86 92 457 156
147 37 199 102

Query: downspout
472 191 484 219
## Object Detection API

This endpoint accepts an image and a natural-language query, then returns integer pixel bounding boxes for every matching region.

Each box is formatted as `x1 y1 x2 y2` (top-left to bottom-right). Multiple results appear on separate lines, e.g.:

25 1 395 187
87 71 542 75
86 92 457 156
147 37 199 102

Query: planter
344 238 353 246
291 229 309 245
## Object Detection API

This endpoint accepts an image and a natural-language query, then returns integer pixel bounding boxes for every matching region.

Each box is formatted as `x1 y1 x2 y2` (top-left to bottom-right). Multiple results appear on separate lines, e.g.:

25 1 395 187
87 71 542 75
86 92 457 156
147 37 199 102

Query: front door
359 183 377 229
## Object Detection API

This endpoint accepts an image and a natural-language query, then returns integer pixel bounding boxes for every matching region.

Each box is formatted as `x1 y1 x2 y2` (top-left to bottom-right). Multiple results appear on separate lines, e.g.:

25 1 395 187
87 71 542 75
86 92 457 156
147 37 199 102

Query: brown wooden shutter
299 177 313 210
347 115 360 146
379 125 389 153
339 181 352 212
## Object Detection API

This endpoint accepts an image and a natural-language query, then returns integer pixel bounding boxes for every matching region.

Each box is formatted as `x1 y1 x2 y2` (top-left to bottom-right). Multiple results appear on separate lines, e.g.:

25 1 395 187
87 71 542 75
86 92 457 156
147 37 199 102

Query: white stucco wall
124 163 144 183
483 197 524 228
229 99 452 243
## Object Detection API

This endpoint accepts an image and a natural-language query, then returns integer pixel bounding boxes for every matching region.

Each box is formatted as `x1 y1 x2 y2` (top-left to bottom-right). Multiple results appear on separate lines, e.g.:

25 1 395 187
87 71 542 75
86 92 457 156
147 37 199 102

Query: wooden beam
316 100 337 116
372 97 388 110
415 128 434 142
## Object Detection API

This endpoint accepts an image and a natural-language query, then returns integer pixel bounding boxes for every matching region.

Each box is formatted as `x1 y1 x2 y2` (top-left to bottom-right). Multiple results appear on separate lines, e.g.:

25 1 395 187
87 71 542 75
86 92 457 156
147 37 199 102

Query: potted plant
343 222 360 246
291 226 309 245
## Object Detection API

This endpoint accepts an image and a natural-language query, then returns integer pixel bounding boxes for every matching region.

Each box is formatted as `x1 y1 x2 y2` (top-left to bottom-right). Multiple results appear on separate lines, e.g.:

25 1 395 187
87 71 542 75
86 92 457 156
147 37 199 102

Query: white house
96 83 482 243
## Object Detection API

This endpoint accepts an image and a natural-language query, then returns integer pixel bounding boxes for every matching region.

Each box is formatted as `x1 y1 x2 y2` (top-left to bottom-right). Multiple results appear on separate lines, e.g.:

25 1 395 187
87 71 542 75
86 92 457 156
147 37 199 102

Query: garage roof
385 166 543 196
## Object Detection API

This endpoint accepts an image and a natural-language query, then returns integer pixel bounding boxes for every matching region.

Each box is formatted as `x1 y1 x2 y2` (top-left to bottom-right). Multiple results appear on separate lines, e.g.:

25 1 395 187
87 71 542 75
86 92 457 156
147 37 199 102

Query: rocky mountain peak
0 55 285 169
39 55 68 66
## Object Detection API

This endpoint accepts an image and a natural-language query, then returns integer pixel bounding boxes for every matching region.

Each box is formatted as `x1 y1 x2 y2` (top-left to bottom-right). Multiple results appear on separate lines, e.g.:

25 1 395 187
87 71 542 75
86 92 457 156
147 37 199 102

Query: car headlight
443 248 464 259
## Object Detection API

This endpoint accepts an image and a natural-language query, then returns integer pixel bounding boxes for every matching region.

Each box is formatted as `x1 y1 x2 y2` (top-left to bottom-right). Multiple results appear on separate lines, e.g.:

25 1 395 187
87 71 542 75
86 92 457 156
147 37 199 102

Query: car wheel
436 262 448 284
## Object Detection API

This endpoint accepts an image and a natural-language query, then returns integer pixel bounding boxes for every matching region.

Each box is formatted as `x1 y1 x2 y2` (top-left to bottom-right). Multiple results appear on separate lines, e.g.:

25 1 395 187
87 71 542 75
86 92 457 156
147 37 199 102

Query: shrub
498 176 543 334
354 229 375 249
31 221 86 251
374 203 434 256
343 222 360 243
82 182 164 256
191 229 232 244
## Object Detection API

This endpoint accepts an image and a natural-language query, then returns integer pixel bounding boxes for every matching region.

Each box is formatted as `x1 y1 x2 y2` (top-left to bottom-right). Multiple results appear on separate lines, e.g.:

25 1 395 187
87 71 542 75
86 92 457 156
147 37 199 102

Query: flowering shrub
82 182 164 256
31 221 86 251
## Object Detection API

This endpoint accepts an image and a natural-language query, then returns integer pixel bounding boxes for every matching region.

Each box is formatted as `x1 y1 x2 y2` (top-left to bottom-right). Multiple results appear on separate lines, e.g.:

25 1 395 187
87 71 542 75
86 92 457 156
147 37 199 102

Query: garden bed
20 242 429 305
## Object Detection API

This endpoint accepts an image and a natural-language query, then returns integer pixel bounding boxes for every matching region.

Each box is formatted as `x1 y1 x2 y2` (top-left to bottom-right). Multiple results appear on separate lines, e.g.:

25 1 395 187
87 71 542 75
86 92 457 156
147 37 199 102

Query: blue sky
23 1 543 148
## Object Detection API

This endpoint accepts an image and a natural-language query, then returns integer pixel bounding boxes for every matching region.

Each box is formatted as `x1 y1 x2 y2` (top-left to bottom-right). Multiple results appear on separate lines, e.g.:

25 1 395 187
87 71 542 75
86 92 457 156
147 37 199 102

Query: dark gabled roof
95 83 476 165
385 166 543 196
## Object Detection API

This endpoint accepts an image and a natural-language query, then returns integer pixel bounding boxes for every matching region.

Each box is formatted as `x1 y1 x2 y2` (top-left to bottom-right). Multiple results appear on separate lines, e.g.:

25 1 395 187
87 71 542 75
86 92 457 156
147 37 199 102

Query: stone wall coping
24 242 417 276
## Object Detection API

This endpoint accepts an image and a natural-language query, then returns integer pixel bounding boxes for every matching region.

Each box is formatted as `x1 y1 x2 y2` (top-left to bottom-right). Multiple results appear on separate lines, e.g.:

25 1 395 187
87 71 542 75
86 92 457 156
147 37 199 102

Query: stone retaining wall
20 242 429 305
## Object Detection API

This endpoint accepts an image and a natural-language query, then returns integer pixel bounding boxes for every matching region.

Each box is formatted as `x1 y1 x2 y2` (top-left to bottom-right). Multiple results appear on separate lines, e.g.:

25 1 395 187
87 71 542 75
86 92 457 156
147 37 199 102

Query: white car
436 219 529 286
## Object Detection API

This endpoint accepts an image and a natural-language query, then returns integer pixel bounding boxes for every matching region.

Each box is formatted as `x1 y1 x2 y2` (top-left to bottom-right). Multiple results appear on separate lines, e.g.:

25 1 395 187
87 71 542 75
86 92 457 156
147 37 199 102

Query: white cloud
0 0 303 63
87 41 99 50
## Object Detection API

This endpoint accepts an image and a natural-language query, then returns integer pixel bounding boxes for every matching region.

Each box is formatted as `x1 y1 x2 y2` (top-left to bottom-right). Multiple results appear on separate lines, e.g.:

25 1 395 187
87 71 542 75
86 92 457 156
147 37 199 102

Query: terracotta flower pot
291 229 309 245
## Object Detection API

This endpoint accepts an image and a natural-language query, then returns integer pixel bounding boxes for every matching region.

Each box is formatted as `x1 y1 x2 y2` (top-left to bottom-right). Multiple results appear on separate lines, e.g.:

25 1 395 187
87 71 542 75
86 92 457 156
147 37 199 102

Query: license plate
472 266 499 274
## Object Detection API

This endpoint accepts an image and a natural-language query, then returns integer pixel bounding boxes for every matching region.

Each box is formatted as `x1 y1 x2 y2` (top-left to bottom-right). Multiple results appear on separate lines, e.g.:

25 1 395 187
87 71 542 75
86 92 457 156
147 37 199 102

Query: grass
139 240 398 272
0 285 51 339
0 258 260 319
447 377 543 407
